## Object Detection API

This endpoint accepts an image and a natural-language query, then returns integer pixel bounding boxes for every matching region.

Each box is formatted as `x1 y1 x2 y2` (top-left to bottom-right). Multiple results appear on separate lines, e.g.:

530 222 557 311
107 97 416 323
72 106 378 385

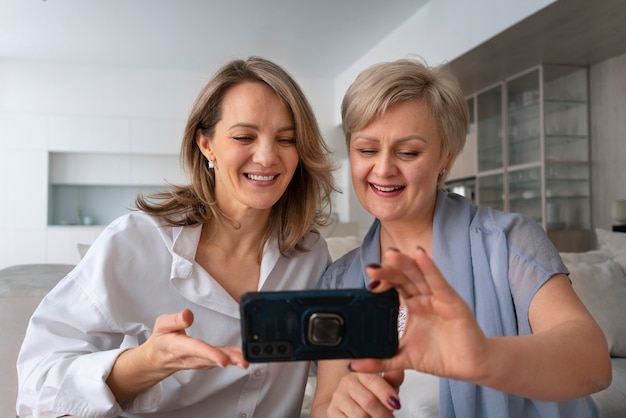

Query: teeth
373 184 403 192
248 174 276 181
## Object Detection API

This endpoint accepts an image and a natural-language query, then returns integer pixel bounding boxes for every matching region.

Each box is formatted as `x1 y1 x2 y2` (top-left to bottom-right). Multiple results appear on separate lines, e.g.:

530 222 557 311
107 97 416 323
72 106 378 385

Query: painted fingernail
387 247 400 252
388 395 401 410
366 263 381 269
367 280 381 290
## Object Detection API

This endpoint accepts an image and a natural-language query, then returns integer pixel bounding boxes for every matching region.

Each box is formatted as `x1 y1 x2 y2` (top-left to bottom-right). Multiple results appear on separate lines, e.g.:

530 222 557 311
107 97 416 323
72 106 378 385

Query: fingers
412 246 456 298
328 372 400 417
367 247 455 301
154 309 194 335
203 345 248 369
349 357 404 376
383 369 405 390
367 248 427 299
150 310 248 371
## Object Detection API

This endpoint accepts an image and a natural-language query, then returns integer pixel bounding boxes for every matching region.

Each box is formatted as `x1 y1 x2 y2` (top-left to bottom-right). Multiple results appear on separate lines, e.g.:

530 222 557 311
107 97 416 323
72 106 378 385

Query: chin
368 208 403 223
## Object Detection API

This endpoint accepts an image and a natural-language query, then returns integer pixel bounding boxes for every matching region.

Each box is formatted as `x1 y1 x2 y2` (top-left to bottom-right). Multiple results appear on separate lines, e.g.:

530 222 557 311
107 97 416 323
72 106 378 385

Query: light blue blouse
320 191 600 418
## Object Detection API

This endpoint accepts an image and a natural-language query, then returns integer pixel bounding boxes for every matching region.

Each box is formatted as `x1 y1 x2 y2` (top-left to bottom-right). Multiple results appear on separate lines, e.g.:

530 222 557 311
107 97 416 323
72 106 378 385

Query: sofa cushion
591 358 626 418
0 263 74 415
561 250 626 357
325 236 361 262
0 264 74 297
596 228 626 276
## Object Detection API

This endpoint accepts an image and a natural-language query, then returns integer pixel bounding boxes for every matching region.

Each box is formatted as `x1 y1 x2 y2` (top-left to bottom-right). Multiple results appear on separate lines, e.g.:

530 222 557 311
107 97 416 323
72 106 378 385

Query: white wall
2 0 590 265
590 52 626 232
330 0 556 234
0 62 200 268
333 0 556 125
0 61 339 268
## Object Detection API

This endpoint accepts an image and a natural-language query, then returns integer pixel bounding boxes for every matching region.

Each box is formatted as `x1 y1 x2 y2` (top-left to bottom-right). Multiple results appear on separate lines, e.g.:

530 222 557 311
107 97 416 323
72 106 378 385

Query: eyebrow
352 134 427 144
229 122 296 132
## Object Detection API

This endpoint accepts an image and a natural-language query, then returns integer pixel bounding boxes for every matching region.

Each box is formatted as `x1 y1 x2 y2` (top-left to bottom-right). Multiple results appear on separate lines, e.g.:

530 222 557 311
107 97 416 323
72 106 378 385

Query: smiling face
196 81 299 217
349 100 451 226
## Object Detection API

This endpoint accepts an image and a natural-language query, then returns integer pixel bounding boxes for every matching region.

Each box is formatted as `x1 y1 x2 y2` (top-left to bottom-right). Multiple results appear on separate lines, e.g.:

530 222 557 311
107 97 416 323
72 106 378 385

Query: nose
252 137 279 167
372 150 398 177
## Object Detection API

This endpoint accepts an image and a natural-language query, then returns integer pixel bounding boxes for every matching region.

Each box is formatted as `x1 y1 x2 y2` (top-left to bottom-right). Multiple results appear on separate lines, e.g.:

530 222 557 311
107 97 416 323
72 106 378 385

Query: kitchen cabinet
48 152 184 226
474 64 591 251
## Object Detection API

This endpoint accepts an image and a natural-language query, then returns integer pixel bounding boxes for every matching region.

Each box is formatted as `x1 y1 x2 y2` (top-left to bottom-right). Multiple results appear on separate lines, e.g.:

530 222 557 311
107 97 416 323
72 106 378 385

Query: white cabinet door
49 153 132 185
130 118 185 155
49 116 131 153
0 150 48 228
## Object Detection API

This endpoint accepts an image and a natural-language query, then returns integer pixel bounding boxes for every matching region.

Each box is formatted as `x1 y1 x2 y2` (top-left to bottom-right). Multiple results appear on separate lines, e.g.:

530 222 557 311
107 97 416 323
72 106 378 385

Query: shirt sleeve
317 247 362 290
16 273 163 418
16 215 169 417
505 213 569 335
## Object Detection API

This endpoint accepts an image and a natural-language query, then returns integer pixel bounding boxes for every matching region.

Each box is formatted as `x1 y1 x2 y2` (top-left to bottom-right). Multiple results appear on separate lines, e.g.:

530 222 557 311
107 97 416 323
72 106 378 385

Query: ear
441 150 455 173
196 129 215 161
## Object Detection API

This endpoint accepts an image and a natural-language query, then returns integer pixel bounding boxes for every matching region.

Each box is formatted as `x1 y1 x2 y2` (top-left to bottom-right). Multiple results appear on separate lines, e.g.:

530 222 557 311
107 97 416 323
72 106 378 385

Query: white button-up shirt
17 212 331 418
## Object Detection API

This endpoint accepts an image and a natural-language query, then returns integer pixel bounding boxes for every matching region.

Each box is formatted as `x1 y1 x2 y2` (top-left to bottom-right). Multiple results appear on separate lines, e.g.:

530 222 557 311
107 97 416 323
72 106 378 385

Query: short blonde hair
341 58 469 188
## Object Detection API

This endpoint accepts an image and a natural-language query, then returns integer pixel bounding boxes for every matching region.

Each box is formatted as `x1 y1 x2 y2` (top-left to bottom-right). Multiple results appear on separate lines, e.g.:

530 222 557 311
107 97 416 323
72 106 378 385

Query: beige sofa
0 263 74 416
2 229 626 416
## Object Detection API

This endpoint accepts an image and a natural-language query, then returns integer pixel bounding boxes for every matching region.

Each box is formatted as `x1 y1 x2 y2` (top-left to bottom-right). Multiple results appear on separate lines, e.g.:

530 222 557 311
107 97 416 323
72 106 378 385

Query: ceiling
449 0 626 94
0 0 429 79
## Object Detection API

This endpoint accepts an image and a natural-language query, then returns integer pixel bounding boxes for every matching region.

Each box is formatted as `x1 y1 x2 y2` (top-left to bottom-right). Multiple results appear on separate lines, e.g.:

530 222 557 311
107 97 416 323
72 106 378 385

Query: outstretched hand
147 309 248 374
350 247 490 383
107 309 247 402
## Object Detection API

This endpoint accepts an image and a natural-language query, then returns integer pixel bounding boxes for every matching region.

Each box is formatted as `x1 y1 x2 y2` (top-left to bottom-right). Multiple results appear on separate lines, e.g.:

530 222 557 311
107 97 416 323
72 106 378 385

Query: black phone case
240 288 399 362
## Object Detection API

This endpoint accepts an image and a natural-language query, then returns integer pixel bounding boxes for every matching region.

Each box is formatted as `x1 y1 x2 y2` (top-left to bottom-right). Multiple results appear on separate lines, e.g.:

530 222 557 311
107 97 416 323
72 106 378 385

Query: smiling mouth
246 174 277 181
371 183 405 192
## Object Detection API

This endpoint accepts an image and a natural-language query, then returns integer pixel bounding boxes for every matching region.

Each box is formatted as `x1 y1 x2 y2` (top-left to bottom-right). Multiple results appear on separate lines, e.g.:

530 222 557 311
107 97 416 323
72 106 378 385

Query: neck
202 211 270 255
378 196 437 256
379 219 434 256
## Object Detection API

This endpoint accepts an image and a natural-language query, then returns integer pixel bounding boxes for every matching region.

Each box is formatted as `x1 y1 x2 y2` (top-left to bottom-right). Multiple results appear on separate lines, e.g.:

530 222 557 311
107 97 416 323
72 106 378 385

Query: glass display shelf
545 135 589 162
476 84 503 172
508 166 542 222
507 69 540 166
474 64 591 251
477 173 504 211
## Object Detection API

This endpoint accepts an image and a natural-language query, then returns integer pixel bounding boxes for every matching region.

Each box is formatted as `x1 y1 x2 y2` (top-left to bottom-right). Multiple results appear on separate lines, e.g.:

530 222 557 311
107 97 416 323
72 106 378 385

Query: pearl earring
208 159 214 169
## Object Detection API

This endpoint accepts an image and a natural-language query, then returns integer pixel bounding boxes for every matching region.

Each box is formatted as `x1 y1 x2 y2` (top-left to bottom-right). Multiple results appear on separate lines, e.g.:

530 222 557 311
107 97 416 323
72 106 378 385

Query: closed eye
357 148 377 156
233 135 253 143
397 151 419 159
277 137 296 145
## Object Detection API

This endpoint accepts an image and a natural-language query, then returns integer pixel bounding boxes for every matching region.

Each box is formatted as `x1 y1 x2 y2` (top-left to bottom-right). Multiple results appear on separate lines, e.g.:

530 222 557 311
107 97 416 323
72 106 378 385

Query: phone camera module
308 313 344 346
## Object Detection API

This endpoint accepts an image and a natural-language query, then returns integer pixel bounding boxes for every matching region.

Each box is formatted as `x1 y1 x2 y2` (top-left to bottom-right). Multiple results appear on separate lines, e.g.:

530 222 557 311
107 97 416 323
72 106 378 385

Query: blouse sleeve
16 216 165 417
16 276 162 417
505 213 569 335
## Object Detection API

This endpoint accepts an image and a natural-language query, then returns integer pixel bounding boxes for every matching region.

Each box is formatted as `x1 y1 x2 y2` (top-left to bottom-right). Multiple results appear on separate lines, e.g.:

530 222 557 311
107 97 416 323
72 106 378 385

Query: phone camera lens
251 345 261 355
264 345 274 355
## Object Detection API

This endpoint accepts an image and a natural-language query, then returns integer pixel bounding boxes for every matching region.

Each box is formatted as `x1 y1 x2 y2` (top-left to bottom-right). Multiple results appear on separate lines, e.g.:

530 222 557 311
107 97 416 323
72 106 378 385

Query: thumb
154 309 194 334
384 369 405 390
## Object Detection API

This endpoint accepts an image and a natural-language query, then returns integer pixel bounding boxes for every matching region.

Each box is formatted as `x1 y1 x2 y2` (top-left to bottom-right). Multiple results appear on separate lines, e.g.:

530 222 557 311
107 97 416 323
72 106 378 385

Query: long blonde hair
136 57 337 255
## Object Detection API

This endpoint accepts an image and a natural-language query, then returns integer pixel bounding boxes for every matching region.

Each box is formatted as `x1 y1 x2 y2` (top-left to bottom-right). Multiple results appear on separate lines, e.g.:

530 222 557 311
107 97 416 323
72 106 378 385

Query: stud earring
207 159 214 169
439 168 447 178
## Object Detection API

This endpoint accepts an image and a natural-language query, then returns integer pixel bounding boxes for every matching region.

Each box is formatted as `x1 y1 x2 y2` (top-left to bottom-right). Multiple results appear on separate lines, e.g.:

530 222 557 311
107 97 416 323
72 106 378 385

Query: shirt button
253 369 263 377
239 413 247 418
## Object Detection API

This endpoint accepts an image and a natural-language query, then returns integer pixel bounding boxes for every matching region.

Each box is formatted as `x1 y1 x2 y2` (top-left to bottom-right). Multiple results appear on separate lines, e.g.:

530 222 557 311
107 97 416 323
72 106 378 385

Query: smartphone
240 288 399 362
